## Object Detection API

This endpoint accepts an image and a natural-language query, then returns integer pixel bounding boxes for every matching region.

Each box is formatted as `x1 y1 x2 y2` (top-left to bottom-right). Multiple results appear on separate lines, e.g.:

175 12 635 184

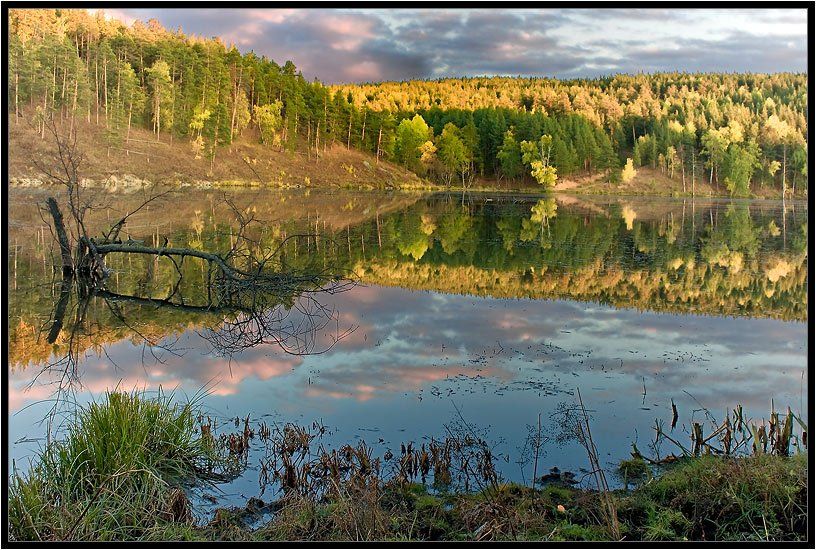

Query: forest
8 8 809 197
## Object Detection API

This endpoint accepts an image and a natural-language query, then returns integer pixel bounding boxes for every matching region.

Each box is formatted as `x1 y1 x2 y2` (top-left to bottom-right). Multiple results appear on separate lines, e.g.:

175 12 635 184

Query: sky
100 7 808 83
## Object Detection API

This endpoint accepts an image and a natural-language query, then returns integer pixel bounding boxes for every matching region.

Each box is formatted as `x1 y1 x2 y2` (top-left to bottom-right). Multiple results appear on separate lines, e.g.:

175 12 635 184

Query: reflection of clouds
305 360 513 402
9 382 55 412
338 287 800 372
9 285 806 443
577 309 805 358
9 334 302 410
314 286 805 411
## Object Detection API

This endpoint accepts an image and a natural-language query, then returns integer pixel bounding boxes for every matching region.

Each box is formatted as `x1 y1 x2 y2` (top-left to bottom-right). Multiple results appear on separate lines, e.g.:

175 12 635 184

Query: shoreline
8 391 807 542
9 175 809 202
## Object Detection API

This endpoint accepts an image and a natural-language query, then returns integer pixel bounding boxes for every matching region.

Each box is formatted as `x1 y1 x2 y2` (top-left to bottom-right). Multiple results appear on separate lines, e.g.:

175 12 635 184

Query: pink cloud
318 14 376 51
248 9 298 24
96 8 138 26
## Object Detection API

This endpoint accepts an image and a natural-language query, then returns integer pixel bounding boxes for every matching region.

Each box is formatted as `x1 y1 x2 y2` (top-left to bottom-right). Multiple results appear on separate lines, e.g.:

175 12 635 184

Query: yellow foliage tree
621 158 637 183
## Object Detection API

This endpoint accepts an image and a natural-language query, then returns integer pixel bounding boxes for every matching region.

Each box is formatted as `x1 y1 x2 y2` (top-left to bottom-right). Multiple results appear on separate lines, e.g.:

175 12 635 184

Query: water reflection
7 189 808 507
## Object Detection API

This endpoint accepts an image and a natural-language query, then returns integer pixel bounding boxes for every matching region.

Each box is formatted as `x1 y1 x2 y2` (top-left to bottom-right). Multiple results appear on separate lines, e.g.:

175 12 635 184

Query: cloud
100 8 807 83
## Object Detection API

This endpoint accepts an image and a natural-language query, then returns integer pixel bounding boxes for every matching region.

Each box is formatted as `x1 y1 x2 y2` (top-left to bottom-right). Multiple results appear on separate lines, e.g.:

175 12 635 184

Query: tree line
8 9 807 197
335 74 807 197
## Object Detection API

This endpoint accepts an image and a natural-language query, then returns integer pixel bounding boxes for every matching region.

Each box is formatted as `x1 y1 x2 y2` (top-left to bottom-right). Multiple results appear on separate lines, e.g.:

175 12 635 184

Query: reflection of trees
395 209 432 260
10 194 808 375
701 205 760 270
436 206 474 255
352 196 807 321
520 198 558 244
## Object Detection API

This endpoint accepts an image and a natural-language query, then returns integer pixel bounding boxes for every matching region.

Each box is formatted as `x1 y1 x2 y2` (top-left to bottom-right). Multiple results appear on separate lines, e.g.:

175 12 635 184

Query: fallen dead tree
32 114 356 401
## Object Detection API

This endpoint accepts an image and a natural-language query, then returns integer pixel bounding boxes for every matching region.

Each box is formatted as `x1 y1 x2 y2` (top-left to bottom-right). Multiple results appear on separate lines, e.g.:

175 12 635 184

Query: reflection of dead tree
34 113 356 397
93 270 357 359
200 274 356 357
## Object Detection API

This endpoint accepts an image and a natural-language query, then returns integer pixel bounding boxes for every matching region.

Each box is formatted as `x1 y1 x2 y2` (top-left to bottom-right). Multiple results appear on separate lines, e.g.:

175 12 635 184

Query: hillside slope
9 119 424 190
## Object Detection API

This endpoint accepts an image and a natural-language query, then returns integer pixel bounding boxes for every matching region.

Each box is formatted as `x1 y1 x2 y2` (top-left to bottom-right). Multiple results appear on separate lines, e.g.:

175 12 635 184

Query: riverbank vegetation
8 9 807 197
8 391 807 541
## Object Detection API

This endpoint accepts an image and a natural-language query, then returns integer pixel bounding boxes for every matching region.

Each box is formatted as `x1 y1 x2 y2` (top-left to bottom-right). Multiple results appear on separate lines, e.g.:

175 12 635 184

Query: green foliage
701 128 730 180
520 134 557 187
497 129 523 180
723 141 760 197
8 390 233 541
254 102 284 147
334 74 805 193
145 60 174 137
395 114 434 172
530 162 557 188
435 123 471 185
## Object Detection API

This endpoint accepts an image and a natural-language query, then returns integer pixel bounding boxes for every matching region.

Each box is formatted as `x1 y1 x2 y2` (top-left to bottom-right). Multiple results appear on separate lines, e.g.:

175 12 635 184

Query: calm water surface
8 188 808 516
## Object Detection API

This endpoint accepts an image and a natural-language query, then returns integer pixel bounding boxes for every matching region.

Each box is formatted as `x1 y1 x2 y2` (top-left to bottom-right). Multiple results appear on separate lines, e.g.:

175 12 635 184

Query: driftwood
93 242 248 281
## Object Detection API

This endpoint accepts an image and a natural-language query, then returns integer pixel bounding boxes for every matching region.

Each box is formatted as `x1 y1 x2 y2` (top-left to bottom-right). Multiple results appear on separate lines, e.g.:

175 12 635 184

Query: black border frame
1 1 813 547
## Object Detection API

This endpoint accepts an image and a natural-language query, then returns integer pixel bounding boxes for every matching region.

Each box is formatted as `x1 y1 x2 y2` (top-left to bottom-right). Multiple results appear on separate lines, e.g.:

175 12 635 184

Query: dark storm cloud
376 9 608 78
103 8 808 82
619 32 808 74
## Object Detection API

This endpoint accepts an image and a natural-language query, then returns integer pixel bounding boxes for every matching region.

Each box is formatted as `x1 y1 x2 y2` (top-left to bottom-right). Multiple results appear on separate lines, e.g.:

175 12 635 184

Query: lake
8 188 808 517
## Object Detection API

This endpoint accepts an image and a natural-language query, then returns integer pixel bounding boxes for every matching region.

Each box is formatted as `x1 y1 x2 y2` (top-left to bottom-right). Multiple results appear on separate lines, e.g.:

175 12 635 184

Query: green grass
8 390 228 541
619 454 808 541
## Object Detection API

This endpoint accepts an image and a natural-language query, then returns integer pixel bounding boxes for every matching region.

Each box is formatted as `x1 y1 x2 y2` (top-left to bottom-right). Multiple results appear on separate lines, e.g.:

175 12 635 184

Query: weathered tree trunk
127 97 133 143
306 121 311 160
14 71 19 120
229 67 242 142
95 56 100 125
347 113 352 150
70 78 79 135
60 62 68 120
103 54 109 121
46 197 74 274
691 149 696 197
782 143 787 200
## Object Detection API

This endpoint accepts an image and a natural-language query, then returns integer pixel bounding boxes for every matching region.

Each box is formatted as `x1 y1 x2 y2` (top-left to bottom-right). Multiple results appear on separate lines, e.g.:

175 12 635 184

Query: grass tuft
9 389 229 541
